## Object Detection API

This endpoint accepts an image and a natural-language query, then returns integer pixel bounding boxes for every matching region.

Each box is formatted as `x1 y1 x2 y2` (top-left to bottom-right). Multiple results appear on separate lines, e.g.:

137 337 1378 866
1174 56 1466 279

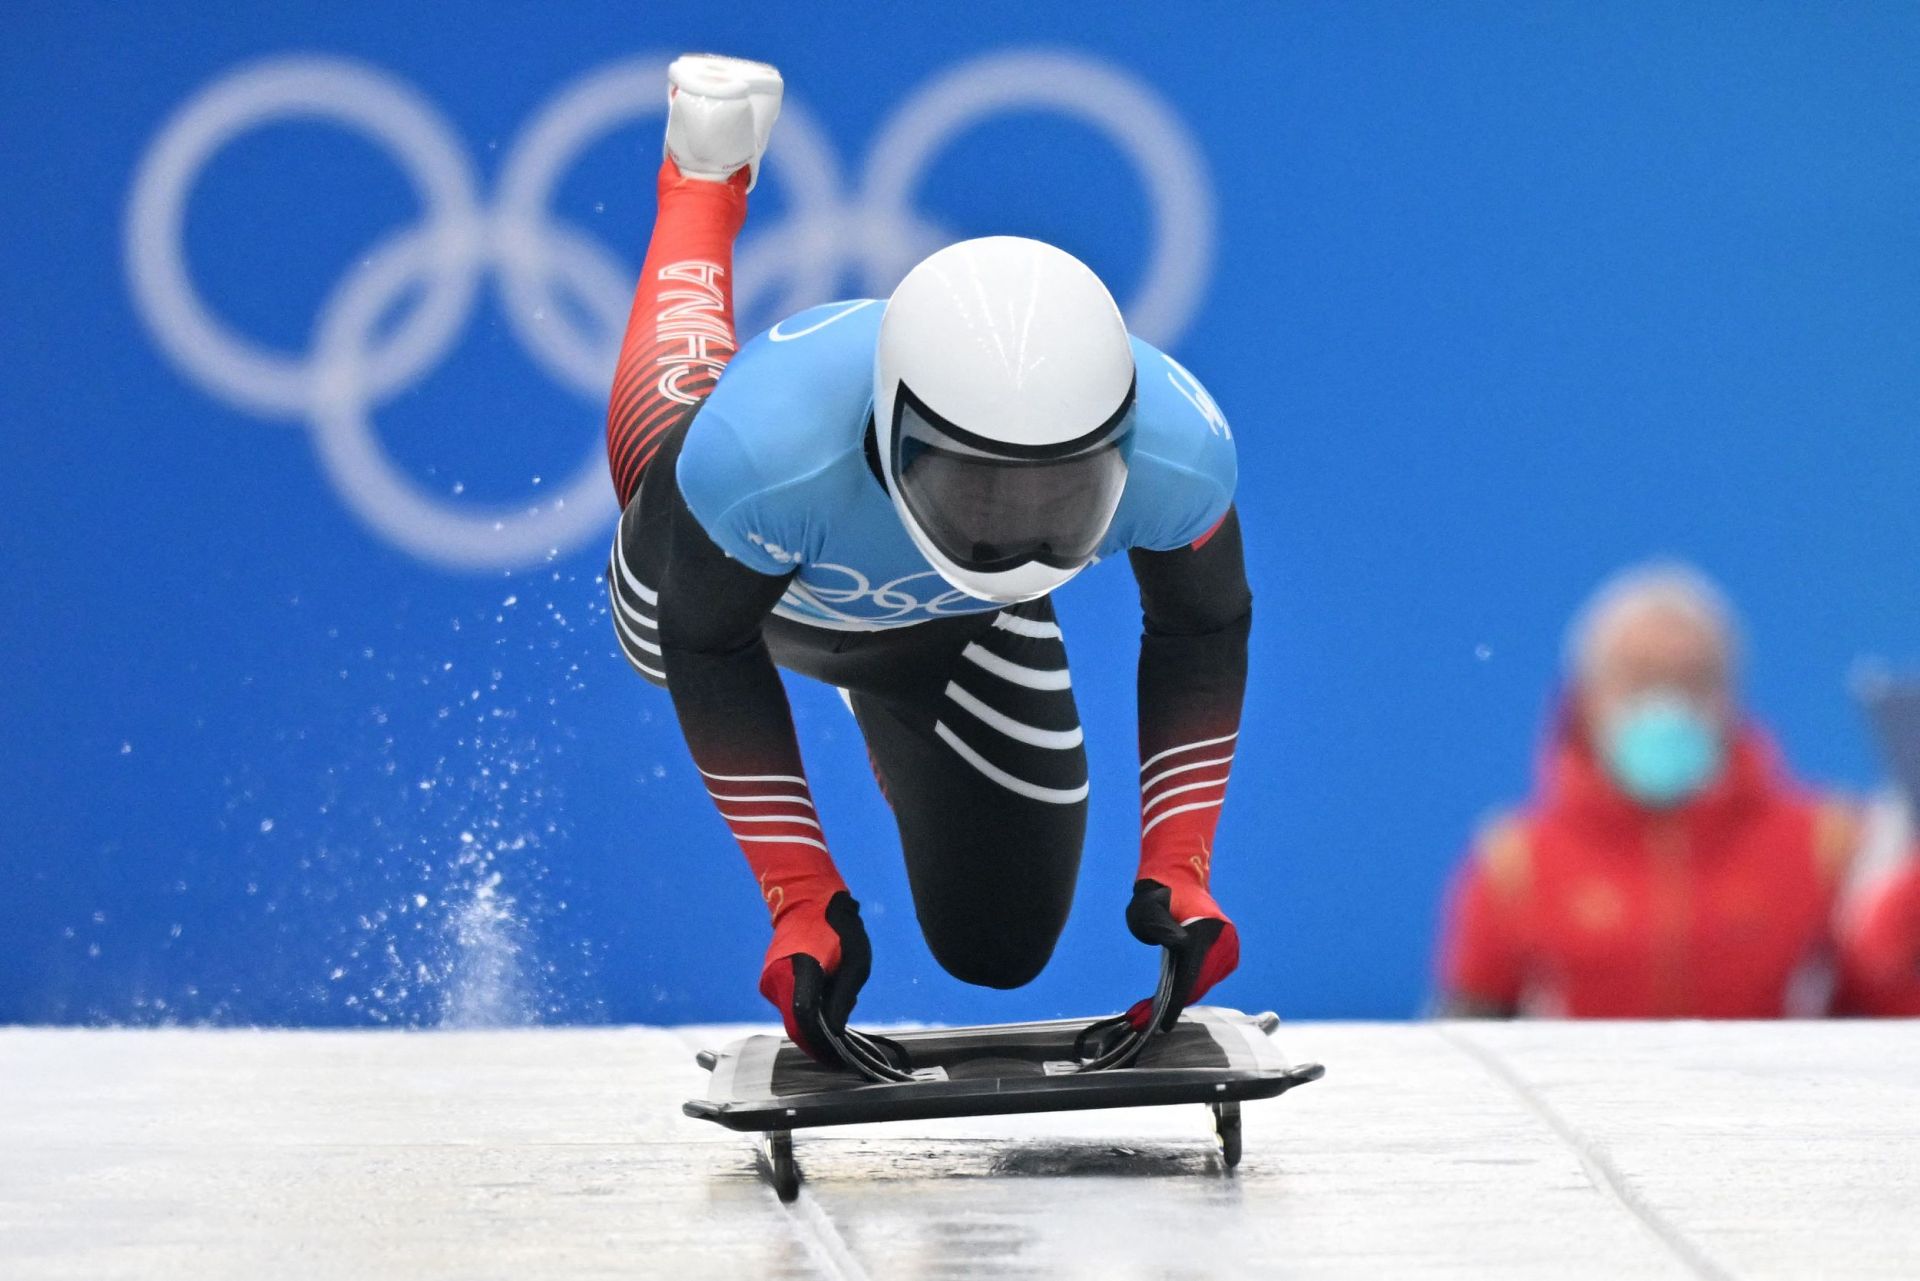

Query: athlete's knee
921 912 1064 990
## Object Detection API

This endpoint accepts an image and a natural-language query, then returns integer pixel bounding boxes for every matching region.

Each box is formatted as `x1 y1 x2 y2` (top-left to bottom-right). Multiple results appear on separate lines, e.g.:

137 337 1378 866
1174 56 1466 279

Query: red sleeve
1128 509 1250 917
1439 838 1526 1010
1840 857 1920 1017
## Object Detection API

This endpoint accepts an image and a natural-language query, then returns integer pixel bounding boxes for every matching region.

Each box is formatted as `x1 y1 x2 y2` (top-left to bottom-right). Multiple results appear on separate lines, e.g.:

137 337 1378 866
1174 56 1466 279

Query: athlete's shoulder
1468 810 1536 906
721 297 884 429
688 297 883 480
762 297 886 351
1109 336 1238 553
676 300 882 573
1128 336 1236 486
680 299 880 494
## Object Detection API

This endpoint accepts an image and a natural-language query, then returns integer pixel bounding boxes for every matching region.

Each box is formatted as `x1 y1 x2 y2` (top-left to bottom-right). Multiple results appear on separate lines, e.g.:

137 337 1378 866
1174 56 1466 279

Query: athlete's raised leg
607 55 780 684
604 54 780 506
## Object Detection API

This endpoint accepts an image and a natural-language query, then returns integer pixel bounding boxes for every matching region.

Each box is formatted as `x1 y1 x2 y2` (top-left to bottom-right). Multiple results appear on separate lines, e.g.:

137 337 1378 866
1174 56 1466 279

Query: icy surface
2 1021 1916 1279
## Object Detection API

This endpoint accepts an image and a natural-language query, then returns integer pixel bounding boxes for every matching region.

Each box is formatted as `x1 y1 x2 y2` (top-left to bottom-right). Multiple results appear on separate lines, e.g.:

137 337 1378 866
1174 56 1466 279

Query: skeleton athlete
607 54 1250 1058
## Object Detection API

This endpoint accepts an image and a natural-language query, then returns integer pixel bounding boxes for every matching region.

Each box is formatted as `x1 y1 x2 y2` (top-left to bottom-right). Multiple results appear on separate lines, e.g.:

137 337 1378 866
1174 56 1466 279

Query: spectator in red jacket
1839 855 1920 1015
1437 563 1857 1018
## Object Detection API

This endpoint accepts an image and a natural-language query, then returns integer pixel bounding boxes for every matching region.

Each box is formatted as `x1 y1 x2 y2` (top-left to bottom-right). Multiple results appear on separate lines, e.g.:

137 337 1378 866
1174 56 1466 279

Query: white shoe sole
666 53 784 190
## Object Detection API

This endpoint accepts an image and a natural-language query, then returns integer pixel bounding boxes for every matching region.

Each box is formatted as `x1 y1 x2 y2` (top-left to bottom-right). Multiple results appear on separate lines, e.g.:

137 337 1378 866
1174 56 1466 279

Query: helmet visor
891 381 1133 575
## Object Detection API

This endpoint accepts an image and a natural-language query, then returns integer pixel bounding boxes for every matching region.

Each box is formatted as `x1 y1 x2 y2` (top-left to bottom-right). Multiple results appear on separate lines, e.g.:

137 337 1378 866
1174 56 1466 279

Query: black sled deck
683 972 1324 1201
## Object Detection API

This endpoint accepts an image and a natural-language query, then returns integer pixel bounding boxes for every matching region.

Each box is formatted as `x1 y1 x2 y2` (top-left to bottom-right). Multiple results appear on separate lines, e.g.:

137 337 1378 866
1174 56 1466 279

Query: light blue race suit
673 298 1238 629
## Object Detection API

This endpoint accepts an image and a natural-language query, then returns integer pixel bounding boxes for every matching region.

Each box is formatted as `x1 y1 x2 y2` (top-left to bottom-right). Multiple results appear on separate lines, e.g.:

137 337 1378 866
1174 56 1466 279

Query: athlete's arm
656 485 870 1058
1122 506 1250 1025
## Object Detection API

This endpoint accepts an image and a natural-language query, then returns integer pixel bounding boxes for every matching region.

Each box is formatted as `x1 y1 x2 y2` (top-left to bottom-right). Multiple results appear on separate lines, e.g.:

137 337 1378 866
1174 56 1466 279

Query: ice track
3 1021 1916 1279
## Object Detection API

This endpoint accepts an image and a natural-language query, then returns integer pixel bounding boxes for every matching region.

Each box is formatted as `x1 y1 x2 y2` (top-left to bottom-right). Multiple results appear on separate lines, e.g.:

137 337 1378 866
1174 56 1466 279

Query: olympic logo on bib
125 51 1215 571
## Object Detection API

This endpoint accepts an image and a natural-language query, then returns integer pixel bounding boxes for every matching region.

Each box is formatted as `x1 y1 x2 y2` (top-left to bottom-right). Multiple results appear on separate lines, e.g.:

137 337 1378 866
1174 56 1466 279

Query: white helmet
874 236 1137 604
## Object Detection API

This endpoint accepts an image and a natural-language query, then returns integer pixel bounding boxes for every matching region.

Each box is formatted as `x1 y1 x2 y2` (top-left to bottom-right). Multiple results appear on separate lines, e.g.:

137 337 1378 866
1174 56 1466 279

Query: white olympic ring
125 49 1216 571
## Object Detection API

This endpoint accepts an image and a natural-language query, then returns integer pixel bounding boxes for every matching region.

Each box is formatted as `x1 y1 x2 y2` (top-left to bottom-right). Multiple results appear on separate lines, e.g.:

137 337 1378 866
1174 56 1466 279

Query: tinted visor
892 379 1134 574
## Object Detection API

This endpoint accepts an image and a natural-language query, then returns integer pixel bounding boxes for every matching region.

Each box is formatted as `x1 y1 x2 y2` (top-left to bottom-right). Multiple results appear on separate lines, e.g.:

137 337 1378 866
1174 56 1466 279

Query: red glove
759 889 872 1061
1123 877 1240 1030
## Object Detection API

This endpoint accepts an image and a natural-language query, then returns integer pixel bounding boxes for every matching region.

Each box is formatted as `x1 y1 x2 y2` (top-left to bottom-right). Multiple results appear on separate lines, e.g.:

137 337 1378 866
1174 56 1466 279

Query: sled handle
1070 945 1180 1073
809 944 1180 1082
812 1015 917 1084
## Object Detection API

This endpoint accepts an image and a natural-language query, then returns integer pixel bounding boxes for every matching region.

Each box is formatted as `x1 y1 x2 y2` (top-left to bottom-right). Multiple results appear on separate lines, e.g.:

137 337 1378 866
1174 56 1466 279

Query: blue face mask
1599 693 1725 809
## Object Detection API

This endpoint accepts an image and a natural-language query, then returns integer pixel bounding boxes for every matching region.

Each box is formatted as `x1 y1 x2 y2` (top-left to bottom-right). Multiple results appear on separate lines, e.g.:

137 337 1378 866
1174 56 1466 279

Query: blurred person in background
1436 563 1858 1018
1835 791 1920 1014
1839 857 1920 1016
1835 684 1920 1016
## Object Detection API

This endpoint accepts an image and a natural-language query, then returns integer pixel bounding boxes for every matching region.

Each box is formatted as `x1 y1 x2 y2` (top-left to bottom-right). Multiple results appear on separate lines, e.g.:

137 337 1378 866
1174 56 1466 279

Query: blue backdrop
3 3 1917 1026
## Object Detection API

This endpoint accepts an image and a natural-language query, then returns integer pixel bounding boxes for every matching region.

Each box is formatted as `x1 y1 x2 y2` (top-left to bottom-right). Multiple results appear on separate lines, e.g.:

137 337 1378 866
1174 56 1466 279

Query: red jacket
1440 719 1856 1018
1839 859 1920 1016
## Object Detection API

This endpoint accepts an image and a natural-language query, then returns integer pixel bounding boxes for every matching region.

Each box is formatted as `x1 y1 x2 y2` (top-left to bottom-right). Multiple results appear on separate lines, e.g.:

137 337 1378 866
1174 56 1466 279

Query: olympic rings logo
125 50 1215 571
781 563 985 626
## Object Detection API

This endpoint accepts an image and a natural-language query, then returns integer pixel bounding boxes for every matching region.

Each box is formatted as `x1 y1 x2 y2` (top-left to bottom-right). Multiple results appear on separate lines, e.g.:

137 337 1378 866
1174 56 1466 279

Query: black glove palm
769 890 872 1061
1124 879 1237 1031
